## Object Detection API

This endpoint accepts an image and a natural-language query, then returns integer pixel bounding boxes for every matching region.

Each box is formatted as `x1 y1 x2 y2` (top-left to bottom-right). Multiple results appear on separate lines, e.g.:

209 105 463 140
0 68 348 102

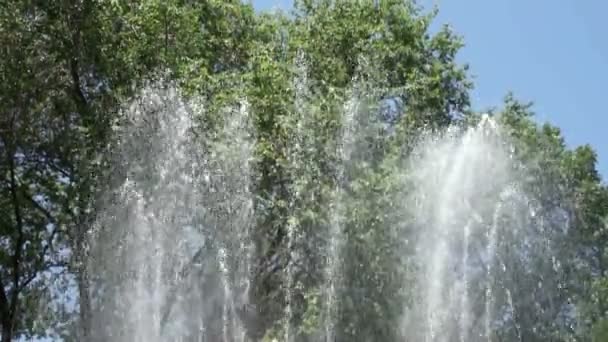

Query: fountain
88 78 571 342
402 115 570 341
90 85 254 342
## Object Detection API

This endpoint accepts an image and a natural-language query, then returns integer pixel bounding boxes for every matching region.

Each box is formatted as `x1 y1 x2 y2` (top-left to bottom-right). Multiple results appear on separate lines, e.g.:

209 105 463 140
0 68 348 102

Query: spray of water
87 74 572 342
405 115 521 341
324 82 358 342
91 85 254 342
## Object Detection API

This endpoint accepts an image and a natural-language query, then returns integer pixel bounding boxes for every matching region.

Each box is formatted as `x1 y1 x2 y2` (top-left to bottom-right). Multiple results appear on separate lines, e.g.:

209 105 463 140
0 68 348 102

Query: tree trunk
1 277 12 342
67 20 95 340
1 136 22 342
1 325 11 342
0 285 13 342
74 202 94 341
77 264 92 341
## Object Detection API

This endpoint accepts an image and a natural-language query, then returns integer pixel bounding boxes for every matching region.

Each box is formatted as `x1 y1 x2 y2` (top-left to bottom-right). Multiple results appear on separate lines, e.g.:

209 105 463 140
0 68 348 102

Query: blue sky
254 0 608 180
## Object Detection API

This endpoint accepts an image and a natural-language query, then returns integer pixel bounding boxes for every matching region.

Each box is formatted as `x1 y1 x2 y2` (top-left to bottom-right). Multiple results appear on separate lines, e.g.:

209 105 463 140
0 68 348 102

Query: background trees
0 0 606 341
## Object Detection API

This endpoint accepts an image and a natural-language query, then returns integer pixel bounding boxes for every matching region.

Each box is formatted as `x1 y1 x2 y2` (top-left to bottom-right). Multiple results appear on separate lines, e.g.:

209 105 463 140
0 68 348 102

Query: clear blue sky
254 0 608 180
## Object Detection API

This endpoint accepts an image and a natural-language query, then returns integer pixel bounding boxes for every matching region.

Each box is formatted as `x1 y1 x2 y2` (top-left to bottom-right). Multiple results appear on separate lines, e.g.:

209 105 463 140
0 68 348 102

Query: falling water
459 218 471 342
217 245 235 342
282 52 309 342
324 83 358 342
212 98 255 342
406 115 522 341
230 100 256 342
485 189 503 340
91 85 254 342
88 75 573 342
284 217 296 342
110 86 198 342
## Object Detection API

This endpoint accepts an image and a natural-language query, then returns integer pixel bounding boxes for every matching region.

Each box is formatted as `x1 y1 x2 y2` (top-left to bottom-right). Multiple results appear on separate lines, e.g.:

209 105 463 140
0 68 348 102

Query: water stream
91 82 571 342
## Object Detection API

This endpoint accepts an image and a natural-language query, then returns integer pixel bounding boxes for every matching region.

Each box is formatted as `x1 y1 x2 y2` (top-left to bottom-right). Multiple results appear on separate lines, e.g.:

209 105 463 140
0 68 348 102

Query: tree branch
0 275 10 331
17 222 63 293
8 151 24 317
24 191 56 226
19 261 69 293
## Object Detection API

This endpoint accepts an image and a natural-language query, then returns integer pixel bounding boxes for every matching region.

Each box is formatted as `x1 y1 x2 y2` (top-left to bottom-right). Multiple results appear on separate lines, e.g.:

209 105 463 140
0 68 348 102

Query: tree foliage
0 0 606 341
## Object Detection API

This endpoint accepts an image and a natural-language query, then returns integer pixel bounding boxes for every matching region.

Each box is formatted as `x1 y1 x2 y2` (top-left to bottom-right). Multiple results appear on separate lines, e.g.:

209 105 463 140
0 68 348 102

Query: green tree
1 0 607 341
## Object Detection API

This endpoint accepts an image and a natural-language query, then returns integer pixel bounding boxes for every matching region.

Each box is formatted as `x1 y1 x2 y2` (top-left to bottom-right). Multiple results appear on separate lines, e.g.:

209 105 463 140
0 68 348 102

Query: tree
1 0 607 341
